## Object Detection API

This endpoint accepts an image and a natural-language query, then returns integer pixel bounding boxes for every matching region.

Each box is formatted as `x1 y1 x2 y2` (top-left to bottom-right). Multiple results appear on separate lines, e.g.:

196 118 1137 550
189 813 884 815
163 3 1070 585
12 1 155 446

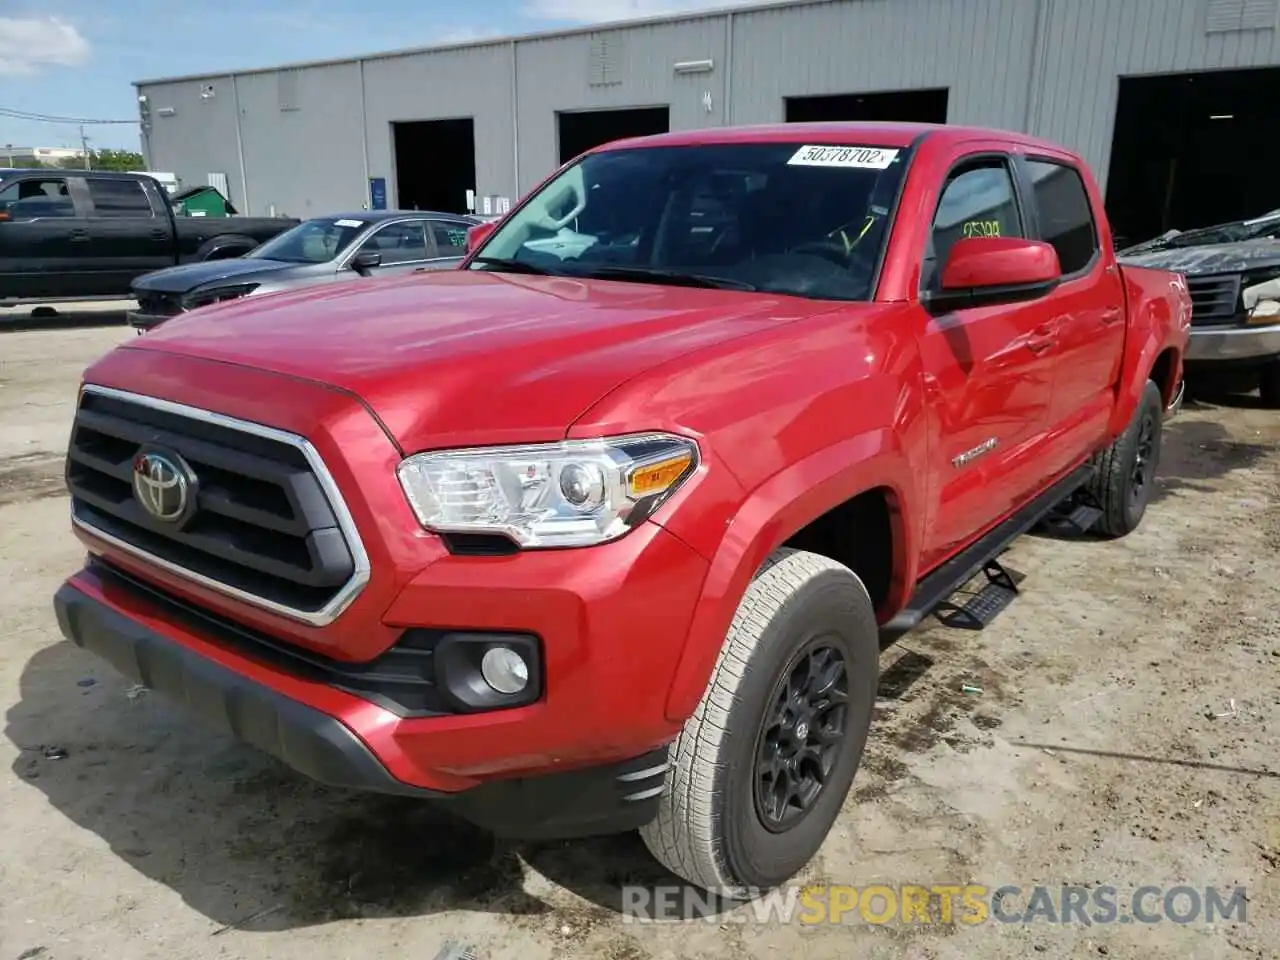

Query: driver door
915 151 1059 569
0 174 93 299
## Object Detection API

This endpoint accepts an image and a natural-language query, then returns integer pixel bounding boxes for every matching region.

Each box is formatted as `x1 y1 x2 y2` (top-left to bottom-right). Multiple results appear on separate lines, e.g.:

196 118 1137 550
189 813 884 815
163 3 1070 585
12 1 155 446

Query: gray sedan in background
128 209 480 331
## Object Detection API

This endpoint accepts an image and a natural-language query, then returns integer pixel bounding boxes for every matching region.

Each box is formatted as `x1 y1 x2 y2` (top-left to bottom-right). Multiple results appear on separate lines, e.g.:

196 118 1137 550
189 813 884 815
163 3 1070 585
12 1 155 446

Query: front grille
66 385 367 624
134 290 186 318
1185 274 1242 327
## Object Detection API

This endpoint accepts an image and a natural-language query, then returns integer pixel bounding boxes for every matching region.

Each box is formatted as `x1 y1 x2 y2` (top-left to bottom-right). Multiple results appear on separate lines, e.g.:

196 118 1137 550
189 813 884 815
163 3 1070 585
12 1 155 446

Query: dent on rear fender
1113 273 1181 432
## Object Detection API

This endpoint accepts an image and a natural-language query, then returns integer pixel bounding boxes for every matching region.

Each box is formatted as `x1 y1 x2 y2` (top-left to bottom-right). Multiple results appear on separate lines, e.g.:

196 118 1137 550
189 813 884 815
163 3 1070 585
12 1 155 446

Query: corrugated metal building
135 0 1280 240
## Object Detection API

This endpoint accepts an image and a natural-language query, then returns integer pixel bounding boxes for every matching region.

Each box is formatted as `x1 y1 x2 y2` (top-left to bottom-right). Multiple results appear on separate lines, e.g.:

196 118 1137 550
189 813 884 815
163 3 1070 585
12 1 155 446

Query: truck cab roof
599 121 1082 159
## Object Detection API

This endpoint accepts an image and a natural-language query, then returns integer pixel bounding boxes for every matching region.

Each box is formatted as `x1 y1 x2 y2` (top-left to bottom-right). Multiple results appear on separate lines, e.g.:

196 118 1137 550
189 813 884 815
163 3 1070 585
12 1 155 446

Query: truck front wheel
640 548 879 896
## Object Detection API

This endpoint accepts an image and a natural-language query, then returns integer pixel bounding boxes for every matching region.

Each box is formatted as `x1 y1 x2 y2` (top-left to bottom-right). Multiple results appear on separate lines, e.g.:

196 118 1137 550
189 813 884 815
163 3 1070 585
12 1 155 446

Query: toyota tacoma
54 123 1190 896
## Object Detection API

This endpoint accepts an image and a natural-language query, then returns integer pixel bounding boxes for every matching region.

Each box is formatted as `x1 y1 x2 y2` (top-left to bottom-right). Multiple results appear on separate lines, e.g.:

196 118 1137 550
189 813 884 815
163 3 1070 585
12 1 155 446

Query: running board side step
1037 501 1103 538
934 559 1020 630
883 465 1093 637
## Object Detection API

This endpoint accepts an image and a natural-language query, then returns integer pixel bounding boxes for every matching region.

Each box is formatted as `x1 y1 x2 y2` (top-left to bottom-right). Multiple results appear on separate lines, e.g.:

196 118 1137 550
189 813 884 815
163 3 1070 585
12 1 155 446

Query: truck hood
124 270 831 452
132 257 299 294
1118 239 1280 276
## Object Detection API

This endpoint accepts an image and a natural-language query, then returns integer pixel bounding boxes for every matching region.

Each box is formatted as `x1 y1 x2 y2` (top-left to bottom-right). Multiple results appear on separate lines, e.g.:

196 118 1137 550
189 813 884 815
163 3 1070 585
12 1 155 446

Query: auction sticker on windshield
788 145 900 169
334 219 365 228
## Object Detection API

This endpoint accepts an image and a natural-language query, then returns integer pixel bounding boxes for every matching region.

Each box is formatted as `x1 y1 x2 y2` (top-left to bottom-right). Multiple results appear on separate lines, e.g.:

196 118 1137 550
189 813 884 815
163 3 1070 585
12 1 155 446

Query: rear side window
431 221 468 257
87 178 154 219
923 160 1024 289
1025 160 1098 275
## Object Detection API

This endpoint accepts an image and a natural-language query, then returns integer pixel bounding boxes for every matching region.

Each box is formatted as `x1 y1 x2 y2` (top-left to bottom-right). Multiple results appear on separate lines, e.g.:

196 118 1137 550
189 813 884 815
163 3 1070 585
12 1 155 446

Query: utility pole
79 124 92 169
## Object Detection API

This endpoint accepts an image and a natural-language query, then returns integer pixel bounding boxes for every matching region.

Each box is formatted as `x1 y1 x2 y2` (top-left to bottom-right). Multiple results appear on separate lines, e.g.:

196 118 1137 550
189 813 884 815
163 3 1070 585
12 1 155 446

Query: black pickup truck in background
0 169 298 302
1119 209 1280 407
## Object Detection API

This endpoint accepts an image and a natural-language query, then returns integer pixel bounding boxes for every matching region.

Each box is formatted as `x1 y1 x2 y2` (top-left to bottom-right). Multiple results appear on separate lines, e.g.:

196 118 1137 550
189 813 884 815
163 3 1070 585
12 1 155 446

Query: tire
1260 360 1280 409
640 548 879 897
1086 379 1164 538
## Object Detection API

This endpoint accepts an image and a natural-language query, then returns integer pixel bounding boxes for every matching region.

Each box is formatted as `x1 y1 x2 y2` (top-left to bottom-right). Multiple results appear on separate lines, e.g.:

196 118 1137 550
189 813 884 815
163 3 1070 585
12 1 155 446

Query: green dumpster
172 185 238 218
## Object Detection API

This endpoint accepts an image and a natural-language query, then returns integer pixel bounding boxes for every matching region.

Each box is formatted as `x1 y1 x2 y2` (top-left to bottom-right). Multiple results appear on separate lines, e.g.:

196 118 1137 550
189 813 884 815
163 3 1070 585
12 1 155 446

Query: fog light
481 646 529 695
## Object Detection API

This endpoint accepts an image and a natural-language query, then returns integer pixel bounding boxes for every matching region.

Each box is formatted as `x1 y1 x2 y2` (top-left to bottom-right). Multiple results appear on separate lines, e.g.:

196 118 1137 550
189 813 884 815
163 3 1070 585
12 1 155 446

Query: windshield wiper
571 265 756 291
470 256 556 276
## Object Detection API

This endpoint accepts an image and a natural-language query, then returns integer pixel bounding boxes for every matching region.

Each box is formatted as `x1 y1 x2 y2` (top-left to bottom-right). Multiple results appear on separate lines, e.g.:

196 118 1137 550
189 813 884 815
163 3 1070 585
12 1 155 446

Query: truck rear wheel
1087 379 1164 538
640 548 879 896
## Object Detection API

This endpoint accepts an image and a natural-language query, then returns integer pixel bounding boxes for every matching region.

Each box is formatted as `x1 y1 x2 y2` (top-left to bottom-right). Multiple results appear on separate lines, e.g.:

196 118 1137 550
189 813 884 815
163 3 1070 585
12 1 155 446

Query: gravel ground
1 325 1276 960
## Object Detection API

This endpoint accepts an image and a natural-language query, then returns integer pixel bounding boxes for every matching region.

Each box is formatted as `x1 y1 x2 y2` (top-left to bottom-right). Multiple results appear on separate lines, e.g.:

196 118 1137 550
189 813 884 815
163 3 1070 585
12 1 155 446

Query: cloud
0 16 90 75
527 0 762 24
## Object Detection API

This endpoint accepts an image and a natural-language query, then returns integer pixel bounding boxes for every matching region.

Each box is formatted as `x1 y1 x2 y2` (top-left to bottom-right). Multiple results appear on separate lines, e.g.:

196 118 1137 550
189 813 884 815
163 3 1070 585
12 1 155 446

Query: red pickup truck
54 123 1190 897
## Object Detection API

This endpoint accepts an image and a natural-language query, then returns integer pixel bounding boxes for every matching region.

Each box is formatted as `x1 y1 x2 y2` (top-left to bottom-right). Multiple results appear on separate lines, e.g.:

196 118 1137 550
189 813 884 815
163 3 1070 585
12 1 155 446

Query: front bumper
1185 321 1280 364
53 573 671 840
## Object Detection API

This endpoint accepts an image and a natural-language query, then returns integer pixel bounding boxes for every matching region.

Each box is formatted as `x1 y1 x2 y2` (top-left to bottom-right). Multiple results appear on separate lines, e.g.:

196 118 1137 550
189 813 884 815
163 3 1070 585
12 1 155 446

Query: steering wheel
788 239 854 268
533 199 585 233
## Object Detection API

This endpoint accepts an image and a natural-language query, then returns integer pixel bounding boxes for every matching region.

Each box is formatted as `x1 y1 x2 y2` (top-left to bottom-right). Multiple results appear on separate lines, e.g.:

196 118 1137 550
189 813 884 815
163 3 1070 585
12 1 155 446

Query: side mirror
350 250 382 275
931 237 1062 311
466 221 497 253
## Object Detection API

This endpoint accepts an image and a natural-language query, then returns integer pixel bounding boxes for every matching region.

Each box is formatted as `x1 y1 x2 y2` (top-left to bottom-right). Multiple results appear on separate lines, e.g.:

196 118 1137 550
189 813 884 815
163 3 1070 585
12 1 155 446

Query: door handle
149 229 166 241
1101 308 1123 325
68 228 90 242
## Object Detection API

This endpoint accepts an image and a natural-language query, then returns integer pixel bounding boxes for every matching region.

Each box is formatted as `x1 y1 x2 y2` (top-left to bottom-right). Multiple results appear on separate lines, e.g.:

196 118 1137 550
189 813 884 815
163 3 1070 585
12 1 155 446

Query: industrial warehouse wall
513 15 730 192
138 77 248 213
726 0 1036 129
233 63 367 218
362 42 517 207
137 0 1280 217
1029 0 1280 182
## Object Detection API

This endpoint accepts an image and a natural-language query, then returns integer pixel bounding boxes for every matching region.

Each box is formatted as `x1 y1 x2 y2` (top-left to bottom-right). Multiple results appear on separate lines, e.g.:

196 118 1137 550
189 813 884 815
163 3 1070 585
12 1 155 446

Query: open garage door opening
785 88 949 124
1106 68 1280 248
558 107 669 166
392 118 476 215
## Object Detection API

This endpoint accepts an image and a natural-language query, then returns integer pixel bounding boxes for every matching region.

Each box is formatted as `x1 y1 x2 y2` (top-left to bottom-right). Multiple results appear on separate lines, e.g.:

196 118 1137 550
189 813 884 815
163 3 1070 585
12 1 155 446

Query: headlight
1242 276 1280 324
182 283 259 310
397 433 699 548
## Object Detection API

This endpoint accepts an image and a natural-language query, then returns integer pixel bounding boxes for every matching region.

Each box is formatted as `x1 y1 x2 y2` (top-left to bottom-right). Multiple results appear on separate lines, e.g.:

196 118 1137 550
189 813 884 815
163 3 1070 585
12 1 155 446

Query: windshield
470 142 913 301
248 217 369 263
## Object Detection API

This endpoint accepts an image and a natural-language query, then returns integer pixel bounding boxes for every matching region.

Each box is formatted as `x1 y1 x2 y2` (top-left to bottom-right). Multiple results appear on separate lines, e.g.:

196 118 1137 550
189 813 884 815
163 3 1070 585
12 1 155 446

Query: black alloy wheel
753 640 849 833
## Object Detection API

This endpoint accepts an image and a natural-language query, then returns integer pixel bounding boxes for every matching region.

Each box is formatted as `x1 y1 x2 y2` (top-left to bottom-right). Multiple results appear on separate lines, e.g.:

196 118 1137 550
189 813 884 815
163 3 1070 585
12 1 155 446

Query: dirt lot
1 325 1276 960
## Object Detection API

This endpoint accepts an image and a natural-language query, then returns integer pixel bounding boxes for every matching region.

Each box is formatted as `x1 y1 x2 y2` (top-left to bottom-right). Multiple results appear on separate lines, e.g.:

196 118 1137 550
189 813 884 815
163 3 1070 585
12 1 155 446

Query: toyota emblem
132 449 196 523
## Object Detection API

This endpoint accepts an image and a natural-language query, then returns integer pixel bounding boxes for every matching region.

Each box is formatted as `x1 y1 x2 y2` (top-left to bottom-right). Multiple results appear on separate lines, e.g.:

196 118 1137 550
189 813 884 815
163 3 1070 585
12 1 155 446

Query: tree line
13 149 147 171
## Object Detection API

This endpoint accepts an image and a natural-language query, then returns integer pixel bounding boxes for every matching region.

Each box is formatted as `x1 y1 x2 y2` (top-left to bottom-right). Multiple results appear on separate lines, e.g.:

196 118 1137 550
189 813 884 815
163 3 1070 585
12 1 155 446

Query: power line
0 105 138 125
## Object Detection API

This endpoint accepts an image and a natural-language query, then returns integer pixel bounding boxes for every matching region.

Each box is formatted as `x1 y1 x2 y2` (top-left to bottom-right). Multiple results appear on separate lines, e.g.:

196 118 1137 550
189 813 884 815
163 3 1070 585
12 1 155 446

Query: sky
0 0 760 152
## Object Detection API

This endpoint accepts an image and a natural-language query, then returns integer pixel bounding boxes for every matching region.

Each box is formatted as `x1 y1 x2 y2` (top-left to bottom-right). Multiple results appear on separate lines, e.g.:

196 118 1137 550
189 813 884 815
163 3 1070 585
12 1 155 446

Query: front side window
87 178 154 219
359 221 429 264
248 218 368 264
1025 159 1098 275
924 160 1024 289
0 177 74 220
470 142 914 301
